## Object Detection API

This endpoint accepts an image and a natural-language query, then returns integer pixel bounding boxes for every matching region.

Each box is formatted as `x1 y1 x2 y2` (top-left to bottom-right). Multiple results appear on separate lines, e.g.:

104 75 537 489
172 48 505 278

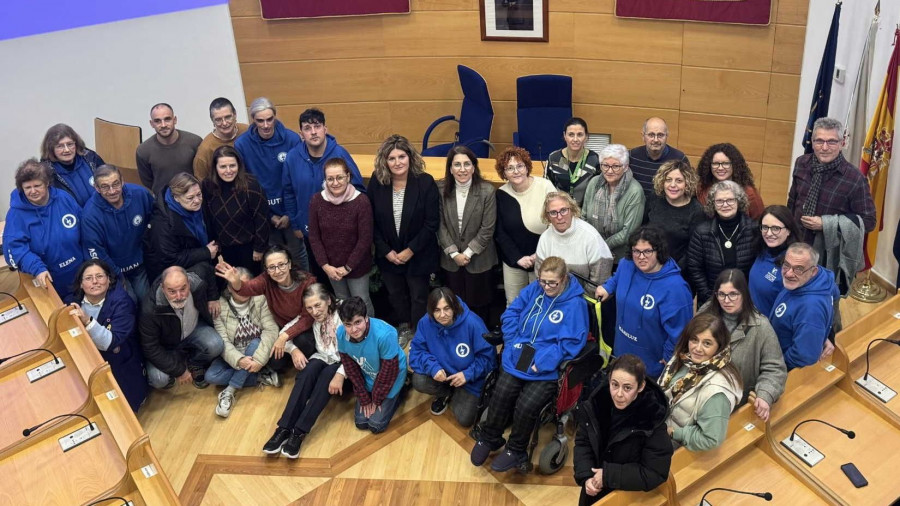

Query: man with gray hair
768 242 840 370
628 117 688 198
136 103 203 197
234 97 307 270
788 117 875 247
139 266 224 389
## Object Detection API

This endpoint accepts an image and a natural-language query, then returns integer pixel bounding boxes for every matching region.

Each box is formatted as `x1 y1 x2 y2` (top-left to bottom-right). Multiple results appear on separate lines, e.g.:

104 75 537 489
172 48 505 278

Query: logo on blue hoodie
277 152 287 162
549 310 563 323
641 294 656 310
132 214 143 226
62 214 77 228
774 303 787 318
455 343 470 357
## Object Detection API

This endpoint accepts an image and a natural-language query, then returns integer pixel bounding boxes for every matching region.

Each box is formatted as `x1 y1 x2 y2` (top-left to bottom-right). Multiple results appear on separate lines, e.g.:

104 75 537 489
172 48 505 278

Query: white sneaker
216 390 235 418
259 366 281 388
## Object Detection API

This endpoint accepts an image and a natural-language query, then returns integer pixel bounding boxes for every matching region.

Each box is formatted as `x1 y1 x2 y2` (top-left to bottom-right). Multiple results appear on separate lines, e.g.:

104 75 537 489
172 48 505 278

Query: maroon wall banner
260 0 410 20
615 0 771 25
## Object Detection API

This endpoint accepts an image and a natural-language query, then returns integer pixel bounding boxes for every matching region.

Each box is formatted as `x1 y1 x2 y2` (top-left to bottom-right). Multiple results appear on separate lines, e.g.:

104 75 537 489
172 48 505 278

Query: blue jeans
354 393 402 434
124 267 149 305
146 323 225 389
205 338 261 389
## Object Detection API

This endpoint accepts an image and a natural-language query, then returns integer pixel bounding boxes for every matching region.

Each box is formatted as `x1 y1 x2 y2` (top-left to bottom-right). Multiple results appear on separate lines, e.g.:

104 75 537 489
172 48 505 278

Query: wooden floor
138 295 885 506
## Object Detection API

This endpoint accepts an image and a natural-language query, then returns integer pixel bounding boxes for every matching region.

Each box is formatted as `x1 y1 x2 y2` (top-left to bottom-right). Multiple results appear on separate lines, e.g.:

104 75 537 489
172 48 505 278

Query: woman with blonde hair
643 159 705 271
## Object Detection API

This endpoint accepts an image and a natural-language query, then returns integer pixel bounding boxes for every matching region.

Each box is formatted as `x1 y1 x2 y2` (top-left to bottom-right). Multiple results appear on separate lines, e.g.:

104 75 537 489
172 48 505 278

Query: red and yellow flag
860 28 900 270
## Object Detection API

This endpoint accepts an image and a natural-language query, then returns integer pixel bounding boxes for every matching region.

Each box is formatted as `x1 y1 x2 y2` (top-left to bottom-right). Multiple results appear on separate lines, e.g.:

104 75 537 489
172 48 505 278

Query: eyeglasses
644 132 667 140
538 279 560 288
212 114 234 125
97 180 122 194
716 291 741 302
760 224 784 234
780 261 815 276
55 142 76 151
452 161 473 170
83 274 108 283
505 163 527 174
711 162 732 169
547 207 571 218
600 163 624 172
325 175 348 184
266 262 290 273
812 138 841 147
714 198 737 208
631 248 656 258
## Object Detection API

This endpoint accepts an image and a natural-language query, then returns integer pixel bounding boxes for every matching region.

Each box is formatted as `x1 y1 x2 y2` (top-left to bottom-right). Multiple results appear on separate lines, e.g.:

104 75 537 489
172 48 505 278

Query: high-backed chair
422 65 494 159
513 74 573 162
94 118 143 185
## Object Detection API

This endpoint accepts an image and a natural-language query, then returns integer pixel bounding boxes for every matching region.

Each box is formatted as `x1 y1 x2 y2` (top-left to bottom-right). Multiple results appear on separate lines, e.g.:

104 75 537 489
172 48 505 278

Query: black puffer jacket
686 213 756 305
143 196 216 284
573 375 672 503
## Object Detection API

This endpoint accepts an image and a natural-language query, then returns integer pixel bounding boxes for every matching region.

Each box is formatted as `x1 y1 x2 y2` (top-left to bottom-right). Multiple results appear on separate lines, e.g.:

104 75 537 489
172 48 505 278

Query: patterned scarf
591 168 634 238
802 152 844 217
658 345 732 405
229 299 262 350
320 312 338 351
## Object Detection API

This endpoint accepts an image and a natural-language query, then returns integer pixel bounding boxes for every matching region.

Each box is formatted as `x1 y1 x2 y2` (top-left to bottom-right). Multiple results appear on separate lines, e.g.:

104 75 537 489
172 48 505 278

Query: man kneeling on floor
338 296 407 433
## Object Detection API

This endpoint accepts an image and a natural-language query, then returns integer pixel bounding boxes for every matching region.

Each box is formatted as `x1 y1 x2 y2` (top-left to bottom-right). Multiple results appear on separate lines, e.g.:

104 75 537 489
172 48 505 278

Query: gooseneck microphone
22 413 94 437
0 347 60 366
790 418 855 441
0 291 24 310
863 338 900 380
85 497 131 506
699 487 773 505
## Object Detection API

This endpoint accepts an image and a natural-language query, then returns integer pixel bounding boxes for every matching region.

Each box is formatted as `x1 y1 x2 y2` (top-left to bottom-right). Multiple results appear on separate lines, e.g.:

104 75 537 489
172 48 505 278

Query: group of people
2 97 876 501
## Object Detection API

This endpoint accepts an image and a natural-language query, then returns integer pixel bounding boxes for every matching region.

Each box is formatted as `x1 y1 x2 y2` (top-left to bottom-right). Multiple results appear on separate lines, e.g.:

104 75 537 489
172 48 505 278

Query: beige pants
502 263 536 305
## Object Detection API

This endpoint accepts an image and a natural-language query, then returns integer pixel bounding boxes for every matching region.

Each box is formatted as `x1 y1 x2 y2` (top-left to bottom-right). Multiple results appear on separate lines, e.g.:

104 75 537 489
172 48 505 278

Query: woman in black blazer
368 135 440 345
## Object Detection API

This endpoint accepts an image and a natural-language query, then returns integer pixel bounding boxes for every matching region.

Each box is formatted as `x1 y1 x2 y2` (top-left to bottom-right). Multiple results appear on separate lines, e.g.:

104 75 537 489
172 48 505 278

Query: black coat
368 172 440 277
139 270 214 378
143 196 215 284
686 213 756 305
573 376 672 504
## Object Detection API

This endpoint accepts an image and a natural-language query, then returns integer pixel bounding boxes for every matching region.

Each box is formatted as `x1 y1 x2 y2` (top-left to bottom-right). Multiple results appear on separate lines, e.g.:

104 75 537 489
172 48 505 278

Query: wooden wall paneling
576 60 682 109
767 73 801 121
340 143 385 155
229 0 260 18
677 112 767 162
747 160 764 189
680 67 771 118
761 163 791 205
763 119 796 165
554 0 614 14
682 22 775 72
240 60 391 105
231 16 387 63
414 0 478 10
772 24 806 74
575 104 680 150
775 0 810 26
389 101 467 147
277 102 393 145
488 100 518 153
574 15 683 65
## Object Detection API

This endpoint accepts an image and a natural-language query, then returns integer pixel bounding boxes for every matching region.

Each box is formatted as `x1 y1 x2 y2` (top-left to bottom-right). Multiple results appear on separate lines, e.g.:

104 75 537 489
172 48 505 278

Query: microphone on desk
0 347 60 366
699 487 772 505
862 338 900 380
0 290 24 310
85 497 131 506
790 418 855 441
22 413 94 437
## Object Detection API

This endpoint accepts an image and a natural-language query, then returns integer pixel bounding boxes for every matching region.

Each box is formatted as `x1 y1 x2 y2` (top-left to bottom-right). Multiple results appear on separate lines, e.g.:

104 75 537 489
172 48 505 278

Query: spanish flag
860 28 900 270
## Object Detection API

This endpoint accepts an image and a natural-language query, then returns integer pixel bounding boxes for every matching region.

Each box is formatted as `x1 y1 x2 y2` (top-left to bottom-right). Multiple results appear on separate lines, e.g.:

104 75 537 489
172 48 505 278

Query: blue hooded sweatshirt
601 258 693 378
749 249 784 317
51 149 104 207
409 297 496 396
501 273 588 381
81 183 154 275
282 133 365 233
769 266 839 370
3 187 83 297
234 120 300 217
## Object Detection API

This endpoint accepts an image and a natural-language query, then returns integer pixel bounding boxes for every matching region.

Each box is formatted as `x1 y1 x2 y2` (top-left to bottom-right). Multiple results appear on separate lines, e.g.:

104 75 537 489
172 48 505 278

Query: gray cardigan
582 175 646 262
437 179 498 274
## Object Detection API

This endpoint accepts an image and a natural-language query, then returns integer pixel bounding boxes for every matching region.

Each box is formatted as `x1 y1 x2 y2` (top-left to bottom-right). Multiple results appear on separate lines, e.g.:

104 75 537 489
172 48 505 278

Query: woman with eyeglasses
40 123 105 207
658 313 743 452
494 146 557 304
201 145 269 275
535 192 613 288
471 256 587 472
307 157 375 317
545 117 600 206
747 205 800 317
437 146 498 324
595 226 693 378
699 269 786 422
216 245 317 371
368 134 440 346
686 180 756 306
66 259 147 412
643 160 705 272
696 143 764 220
583 143 646 353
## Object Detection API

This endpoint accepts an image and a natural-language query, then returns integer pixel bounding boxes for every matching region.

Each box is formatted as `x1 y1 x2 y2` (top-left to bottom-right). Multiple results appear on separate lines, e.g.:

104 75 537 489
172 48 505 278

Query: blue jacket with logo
409 297 496 396
81 183 154 276
282 134 365 233
749 249 784 317
50 149 104 207
769 266 839 370
601 258 693 378
3 187 84 297
234 120 300 217
501 273 588 381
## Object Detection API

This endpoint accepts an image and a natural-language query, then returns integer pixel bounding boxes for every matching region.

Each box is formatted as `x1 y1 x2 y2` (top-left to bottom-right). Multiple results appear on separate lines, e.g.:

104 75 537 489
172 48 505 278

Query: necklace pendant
724 240 733 249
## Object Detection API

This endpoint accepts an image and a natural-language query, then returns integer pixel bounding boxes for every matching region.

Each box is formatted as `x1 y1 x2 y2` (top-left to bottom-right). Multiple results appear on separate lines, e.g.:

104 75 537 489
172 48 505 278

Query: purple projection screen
0 0 228 41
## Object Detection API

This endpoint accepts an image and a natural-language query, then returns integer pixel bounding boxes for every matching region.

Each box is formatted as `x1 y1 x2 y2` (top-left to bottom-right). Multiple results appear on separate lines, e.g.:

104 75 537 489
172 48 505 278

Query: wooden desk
0 298 50 361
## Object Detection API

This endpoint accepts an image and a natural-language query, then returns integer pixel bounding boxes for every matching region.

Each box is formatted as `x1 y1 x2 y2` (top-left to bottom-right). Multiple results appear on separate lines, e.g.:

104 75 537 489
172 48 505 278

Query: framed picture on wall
480 0 548 42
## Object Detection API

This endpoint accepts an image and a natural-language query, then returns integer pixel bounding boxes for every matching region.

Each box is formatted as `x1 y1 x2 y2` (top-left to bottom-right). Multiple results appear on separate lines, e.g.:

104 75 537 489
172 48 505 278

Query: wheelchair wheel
537 439 568 475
